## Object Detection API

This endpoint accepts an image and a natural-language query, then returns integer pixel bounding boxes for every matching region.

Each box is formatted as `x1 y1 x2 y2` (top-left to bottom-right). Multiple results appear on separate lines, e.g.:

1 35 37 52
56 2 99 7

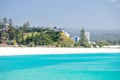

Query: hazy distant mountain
63 28 120 41
91 34 120 41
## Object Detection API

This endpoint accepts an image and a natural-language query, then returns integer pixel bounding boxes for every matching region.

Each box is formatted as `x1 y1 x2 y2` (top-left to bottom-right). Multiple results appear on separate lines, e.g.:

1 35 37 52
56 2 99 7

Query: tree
31 32 34 43
96 40 110 47
3 17 8 24
23 21 30 32
79 27 90 48
8 27 16 40
56 31 74 47
0 19 3 29
1 32 9 43
27 42 34 47
0 39 2 43
16 29 23 44
46 31 60 42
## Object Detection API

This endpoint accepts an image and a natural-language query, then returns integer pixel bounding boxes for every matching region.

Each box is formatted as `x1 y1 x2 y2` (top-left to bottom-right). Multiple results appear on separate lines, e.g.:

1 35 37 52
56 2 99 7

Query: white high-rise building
85 32 90 43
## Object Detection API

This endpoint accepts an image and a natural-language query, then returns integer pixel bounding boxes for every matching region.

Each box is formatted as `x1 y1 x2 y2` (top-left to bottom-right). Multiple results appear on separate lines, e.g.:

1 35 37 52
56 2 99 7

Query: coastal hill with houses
0 17 119 48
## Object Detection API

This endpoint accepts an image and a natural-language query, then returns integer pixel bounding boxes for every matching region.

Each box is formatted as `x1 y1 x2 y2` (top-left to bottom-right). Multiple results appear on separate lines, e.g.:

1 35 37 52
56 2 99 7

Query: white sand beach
0 47 120 56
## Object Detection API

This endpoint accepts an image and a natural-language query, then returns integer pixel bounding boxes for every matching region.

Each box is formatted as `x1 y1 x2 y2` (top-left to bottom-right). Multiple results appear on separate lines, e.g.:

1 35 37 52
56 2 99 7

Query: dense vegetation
1 17 118 48
0 17 75 47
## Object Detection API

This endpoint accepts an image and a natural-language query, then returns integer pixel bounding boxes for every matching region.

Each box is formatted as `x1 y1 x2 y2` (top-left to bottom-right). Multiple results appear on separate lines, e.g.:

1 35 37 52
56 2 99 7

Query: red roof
0 43 7 47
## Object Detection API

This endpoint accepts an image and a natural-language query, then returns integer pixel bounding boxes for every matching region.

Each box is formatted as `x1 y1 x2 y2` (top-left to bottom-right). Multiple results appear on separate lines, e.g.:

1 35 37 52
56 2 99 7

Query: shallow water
0 53 120 80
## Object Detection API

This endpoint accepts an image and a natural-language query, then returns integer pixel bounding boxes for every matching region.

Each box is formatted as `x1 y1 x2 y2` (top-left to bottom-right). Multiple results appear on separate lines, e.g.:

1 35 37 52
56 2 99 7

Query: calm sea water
0 53 120 80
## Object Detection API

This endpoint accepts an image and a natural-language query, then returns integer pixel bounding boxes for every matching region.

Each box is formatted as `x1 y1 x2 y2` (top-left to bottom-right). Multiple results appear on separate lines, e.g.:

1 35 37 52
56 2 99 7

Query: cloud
110 0 118 2
110 0 120 8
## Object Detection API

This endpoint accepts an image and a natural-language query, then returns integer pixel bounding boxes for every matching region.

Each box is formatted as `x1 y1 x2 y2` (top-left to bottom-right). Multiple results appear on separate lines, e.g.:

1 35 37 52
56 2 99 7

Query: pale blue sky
0 0 120 30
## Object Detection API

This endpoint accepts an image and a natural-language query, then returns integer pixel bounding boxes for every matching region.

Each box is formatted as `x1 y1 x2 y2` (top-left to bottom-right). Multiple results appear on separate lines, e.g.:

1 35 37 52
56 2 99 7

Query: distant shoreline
0 47 120 56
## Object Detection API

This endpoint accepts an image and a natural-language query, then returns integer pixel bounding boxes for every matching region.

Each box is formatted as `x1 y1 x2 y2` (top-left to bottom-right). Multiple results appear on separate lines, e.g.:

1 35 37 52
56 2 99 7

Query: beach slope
0 47 120 56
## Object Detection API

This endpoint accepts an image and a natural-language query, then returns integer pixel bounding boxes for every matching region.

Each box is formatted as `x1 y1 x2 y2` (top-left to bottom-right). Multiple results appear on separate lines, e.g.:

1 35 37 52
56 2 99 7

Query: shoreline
0 47 120 56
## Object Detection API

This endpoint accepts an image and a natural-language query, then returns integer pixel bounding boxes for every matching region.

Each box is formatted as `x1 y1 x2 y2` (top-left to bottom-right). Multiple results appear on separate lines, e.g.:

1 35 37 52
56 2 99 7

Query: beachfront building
3 23 9 30
74 36 80 43
85 32 90 43
61 30 70 37
73 32 90 43
0 23 9 32
52 27 70 37
53 26 62 32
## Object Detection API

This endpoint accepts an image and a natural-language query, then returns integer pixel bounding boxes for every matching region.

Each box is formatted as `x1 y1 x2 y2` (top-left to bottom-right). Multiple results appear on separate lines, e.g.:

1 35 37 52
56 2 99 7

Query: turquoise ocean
0 53 120 80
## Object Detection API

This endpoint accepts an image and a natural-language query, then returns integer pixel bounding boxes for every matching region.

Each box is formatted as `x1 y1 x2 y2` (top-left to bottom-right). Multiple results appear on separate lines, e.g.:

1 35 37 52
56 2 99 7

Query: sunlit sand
0 47 120 56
